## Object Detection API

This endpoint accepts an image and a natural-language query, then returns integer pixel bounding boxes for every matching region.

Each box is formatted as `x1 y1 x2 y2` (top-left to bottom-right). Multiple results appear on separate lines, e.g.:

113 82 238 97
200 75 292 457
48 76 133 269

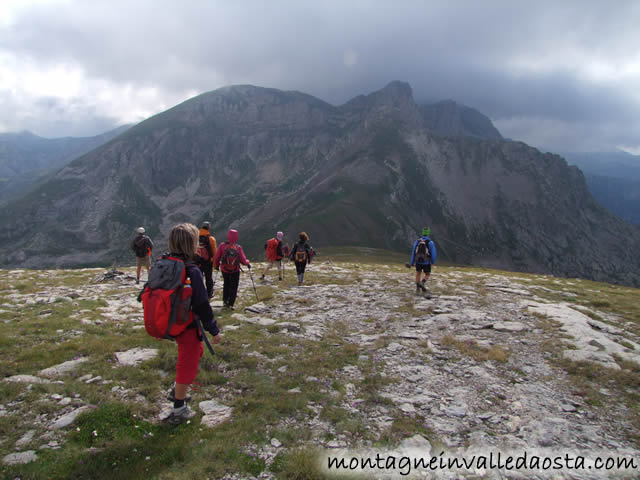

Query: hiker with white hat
130 226 153 284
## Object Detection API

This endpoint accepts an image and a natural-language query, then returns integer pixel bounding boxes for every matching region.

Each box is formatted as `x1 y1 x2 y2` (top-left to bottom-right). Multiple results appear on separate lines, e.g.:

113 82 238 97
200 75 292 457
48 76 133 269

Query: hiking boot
260 274 265 280
163 405 194 426
416 284 421 293
167 387 191 403
136 278 140 285
278 276 283 281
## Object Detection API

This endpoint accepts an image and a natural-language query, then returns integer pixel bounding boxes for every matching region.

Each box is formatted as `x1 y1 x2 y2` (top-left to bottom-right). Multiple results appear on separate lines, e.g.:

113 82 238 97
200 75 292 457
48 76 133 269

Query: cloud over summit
1 0 639 152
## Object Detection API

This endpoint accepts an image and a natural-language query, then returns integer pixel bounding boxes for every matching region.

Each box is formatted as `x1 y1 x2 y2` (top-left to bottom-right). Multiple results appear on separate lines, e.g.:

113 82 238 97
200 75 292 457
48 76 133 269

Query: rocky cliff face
0 81 638 286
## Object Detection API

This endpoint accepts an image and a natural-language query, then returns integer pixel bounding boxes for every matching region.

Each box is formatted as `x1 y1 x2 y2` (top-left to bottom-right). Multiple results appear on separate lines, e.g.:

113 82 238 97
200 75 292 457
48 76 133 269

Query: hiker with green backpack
290 232 312 286
139 223 220 425
409 227 437 294
213 229 251 309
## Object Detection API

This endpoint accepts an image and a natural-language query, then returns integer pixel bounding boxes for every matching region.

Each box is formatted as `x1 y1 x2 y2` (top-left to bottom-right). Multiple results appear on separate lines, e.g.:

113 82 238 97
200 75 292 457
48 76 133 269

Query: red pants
175 328 203 384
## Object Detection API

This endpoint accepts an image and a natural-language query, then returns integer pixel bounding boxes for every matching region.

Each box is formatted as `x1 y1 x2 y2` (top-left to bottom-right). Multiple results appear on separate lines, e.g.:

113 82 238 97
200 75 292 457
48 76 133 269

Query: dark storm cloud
1 0 639 151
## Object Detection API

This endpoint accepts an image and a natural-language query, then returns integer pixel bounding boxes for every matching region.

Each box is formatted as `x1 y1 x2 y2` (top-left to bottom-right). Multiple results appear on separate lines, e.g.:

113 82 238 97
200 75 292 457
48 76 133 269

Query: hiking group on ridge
135 223 435 425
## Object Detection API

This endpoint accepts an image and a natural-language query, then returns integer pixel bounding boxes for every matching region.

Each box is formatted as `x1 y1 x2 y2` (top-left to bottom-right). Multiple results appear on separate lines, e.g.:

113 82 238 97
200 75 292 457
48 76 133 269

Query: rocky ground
0 261 638 479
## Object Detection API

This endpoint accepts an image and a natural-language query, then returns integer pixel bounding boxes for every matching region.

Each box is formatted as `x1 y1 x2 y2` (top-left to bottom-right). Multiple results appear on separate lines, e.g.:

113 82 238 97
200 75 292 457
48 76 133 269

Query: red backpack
220 244 240 273
196 234 212 264
140 256 193 339
265 238 279 261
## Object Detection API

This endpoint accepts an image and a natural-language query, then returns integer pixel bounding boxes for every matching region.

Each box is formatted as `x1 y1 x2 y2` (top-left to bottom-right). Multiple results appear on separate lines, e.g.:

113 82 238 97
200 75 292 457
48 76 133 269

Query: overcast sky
1 0 639 154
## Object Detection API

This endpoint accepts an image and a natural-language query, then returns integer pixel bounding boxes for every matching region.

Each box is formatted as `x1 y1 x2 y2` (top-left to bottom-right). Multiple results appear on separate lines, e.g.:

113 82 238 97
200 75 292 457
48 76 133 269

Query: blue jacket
410 236 436 265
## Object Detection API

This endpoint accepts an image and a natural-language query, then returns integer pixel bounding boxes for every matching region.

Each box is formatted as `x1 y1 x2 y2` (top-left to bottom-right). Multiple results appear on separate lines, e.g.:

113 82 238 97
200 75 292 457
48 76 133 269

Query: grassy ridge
0 260 639 478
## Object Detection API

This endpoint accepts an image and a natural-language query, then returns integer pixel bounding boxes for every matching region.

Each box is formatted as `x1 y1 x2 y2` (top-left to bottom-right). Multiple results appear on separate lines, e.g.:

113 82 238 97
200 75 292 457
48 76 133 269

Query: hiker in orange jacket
197 222 217 298
261 231 284 281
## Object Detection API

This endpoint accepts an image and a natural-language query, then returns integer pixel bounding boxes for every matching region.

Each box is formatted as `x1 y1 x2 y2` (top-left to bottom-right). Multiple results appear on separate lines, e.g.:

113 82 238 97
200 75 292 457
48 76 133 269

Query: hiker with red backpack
290 232 312 286
409 227 437 294
197 221 217 298
213 229 251 309
140 223 220 425
130 226 153 285
261 231 284 281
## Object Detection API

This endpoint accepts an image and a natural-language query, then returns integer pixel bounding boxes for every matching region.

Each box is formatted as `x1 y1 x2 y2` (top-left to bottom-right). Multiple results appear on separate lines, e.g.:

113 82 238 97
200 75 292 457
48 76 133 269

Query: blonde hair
168 223 199 259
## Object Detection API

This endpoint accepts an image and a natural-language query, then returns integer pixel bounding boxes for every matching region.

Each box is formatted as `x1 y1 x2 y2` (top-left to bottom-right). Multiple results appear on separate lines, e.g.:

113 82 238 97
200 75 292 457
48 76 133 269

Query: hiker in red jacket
213 229 251 309
163 223 220 425
261 231 284 281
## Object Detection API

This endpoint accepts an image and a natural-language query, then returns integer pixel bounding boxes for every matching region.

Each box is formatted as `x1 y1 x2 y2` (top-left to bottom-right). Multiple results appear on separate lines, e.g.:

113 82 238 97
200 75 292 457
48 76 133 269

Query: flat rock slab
115 348 158 366
487 286 532 296
527 301 640 367
231 313 277 326
399 434 432 456
51 406 91 429
492 321 527 332
247 317 277 326
397 331 429 340
3 451 37 465
15 429 36 448
3 375 51 384
39 357 88 377
245 302 268 313
199 400 233 428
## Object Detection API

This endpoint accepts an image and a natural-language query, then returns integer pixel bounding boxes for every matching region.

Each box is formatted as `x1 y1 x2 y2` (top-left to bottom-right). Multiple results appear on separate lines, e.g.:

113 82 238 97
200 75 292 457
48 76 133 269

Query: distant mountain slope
583 174 640 225
0 82 638 287
562 151 640 180
0 125 131 204
562 151 640 225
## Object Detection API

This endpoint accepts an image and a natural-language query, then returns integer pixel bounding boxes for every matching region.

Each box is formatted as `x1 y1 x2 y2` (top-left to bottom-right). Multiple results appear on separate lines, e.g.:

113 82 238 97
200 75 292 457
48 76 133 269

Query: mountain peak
342 81 416 115
419 100 502 140
381 80 413 98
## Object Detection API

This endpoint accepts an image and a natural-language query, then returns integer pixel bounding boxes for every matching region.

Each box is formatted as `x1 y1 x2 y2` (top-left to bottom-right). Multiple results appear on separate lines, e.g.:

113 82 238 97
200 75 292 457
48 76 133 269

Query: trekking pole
247 268 260 301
